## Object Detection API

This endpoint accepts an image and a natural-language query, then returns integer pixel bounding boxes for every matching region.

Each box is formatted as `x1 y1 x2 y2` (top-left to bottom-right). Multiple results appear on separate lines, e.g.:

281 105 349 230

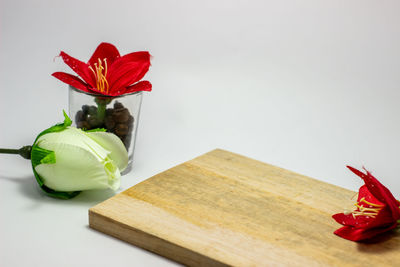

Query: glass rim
69 85 143 98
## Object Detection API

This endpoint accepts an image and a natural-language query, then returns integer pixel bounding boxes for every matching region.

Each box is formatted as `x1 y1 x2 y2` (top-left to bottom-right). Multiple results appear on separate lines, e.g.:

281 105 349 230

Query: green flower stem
0 148 19 154
95 97 112 123
0 146 32 159
97 101 106 122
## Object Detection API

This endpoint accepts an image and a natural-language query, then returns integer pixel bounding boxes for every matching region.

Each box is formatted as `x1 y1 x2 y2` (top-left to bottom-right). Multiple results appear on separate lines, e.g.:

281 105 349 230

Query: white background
1 1 400 266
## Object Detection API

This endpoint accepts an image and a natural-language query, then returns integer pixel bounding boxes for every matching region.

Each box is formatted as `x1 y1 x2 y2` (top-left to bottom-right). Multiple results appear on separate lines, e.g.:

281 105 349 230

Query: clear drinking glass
68 86 143 174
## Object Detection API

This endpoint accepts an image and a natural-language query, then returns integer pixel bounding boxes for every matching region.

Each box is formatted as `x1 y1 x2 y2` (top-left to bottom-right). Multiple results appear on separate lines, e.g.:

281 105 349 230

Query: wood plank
89 149 400 266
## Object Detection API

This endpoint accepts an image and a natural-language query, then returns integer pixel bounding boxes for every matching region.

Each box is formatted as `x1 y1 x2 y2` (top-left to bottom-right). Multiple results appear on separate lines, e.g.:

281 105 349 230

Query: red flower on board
332 166 400 241
52 42 152 96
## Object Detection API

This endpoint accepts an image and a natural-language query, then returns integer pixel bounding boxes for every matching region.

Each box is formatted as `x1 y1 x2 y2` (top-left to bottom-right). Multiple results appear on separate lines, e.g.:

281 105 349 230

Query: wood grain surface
89 149 400 266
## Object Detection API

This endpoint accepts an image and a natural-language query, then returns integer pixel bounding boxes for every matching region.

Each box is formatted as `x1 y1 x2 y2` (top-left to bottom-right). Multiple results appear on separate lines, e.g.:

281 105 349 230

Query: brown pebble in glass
106 108 113 115
75 110 85 123
87 115 102 128
88 106 97 115
114 102 124 110
104 116 116 130
113 108 129 123
77 121 90 130
82 105 89 114
115 124 129 136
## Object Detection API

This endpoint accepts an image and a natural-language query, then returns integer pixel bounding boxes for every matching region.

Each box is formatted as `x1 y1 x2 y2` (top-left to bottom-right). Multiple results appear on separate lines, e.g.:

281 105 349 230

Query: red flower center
89 58 109 94
345 197 384 219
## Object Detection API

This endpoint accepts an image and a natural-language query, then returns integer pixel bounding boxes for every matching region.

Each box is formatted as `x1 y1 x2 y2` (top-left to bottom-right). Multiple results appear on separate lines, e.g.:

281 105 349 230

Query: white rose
30 112 128 198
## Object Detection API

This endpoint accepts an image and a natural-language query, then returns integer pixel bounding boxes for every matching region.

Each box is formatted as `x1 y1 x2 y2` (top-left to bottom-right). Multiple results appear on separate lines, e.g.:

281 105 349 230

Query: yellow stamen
104 58 108 77
89 65 96 78
88 58 109 93
360 197 384 208
349 197 383 219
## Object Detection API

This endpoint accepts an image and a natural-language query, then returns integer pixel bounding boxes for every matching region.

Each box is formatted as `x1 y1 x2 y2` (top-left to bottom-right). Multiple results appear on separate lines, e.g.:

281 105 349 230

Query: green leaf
63 110 72 127
31 146 56 187
41 185 81 199
31 146 56 167
85 128 107 133
40 151 56 164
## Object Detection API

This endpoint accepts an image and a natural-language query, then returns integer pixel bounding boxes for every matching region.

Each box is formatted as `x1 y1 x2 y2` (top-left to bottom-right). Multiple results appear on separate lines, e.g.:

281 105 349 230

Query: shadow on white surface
0 174 45 200
0 174 117 205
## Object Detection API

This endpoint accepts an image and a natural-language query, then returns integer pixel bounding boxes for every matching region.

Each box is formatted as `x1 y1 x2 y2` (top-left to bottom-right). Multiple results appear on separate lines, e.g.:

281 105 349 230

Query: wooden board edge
88 209 228 267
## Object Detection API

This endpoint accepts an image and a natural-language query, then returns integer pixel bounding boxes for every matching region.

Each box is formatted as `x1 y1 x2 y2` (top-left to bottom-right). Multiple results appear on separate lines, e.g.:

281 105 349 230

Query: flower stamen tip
89 58 109 93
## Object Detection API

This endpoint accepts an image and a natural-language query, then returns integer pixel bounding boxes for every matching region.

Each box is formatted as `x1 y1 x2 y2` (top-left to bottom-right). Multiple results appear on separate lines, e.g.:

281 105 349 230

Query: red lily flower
52 42 152 96
332 166 400 241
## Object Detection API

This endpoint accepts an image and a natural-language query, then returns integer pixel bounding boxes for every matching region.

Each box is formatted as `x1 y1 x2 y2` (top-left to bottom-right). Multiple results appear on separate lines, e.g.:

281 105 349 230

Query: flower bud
31 112 128 199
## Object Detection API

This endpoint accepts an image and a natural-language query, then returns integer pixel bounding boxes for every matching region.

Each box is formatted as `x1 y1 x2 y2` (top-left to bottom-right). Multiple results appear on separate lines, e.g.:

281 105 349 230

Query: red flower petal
107 51 151 93
332 213 358 227
108 51 150 76
94 81 152 97
82 85 115 96
52 72 92 93
59 51 95 88
334 221 398 241
347 166 400 221
125 81 152 94
88 42 120 67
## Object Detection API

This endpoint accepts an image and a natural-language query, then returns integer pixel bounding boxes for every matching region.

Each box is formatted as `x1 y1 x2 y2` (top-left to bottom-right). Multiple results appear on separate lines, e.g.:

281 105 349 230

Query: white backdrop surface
1 1 400 266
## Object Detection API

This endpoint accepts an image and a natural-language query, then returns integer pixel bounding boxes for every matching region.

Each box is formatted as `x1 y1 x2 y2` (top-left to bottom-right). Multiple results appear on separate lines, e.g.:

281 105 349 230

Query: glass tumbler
68 85 143 174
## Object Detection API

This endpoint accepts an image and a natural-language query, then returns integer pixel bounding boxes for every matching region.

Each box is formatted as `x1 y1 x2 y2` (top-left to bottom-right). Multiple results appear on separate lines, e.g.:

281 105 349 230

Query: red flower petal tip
52 43 152 96
332 166 400 241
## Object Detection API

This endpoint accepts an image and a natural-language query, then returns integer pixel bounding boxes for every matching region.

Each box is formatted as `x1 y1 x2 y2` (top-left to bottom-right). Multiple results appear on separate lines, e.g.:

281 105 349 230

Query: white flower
30 113 128 198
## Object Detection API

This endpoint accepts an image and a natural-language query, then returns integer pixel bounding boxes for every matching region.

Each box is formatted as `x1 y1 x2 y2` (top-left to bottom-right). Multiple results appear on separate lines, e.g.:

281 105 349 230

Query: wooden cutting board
89 149 400 266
